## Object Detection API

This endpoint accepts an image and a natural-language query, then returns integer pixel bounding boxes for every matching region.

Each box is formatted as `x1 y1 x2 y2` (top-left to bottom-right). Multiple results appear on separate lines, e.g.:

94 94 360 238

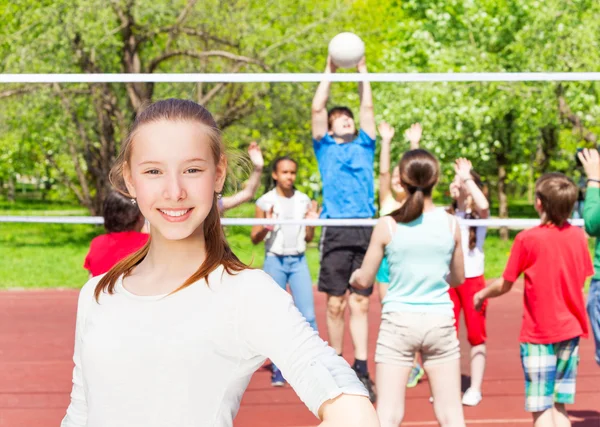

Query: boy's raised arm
312 57 336 140
357 57 376 139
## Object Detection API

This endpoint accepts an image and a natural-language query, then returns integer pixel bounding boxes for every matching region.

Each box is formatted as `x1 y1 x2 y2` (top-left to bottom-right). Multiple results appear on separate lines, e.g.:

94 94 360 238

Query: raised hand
326 55 338 74
378 121 395 141
305 200 322 220
247 141 264 170
454 157 473 182
577 148 600 180
357 56 367 73
404 123 422 149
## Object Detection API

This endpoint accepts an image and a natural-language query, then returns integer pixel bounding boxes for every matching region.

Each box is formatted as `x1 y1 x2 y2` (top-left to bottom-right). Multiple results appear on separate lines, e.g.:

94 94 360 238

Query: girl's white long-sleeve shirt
61 266 367 427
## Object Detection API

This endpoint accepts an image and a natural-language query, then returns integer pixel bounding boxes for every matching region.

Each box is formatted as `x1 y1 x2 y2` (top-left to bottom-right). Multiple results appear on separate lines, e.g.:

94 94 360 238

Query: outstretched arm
357 57 376 139
350 218 392 288
474 278 514 311
312 57 336 140
578 148 600 236
454 158 489 218
220 142 264 212
378 121 395 207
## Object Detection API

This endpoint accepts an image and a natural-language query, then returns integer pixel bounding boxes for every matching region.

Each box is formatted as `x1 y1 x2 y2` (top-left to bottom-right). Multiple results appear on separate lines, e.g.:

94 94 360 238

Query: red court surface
0 282 598 427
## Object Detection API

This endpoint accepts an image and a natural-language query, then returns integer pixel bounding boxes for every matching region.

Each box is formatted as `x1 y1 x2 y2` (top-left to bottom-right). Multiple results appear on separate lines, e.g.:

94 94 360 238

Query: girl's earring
131 198 137 205
216 192 222 199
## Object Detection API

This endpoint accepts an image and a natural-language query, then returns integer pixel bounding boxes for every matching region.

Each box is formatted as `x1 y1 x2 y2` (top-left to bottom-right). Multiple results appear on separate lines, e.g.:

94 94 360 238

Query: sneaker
355 370 377 403
406 364 425 388
271 369 285 387
462 388 482 406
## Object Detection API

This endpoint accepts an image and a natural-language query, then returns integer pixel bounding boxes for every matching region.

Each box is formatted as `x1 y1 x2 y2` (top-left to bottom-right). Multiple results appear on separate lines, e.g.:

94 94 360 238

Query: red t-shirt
84 231 149 277
503 224 592 344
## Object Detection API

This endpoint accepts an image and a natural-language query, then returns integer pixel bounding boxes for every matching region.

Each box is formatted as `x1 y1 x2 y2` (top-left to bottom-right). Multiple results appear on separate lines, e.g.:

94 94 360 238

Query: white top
256 189 311 256
61 266 367 427
455 210 487 278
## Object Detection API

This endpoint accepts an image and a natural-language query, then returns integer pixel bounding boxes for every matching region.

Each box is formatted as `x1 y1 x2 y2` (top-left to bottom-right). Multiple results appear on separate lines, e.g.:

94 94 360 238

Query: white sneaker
462 388 482 406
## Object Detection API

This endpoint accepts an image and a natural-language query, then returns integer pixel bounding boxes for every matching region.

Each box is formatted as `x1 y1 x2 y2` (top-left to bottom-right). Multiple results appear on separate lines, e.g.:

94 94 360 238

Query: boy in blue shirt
311 55 377 402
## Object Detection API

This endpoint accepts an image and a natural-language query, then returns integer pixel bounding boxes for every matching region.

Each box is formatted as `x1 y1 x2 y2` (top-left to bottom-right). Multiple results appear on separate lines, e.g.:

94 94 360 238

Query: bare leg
348 292 370 361
425 359 466 427
533 409 556 427
326 294 347 355
469 344 486 392
552 404 571 427
375 363 412 427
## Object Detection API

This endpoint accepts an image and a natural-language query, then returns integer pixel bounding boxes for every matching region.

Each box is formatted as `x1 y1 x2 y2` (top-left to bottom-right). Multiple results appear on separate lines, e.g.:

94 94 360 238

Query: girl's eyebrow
184 158 208 163
138 160 162 166
138 158 208 166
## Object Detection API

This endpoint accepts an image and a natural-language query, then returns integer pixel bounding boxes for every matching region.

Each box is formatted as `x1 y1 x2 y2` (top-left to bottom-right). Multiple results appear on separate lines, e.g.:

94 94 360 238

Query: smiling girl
61 99 378 427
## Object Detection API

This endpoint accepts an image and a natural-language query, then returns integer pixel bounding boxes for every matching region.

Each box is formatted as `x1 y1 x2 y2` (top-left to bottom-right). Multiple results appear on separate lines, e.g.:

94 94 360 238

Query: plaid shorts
520 337 580 412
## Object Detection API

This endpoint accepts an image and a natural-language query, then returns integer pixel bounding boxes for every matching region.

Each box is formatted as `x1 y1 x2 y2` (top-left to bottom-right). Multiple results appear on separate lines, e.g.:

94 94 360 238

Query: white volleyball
328 32 365 68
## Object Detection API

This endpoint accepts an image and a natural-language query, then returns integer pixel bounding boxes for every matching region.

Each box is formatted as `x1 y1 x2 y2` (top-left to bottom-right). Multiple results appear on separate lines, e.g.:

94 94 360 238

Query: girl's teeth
160 209 189 217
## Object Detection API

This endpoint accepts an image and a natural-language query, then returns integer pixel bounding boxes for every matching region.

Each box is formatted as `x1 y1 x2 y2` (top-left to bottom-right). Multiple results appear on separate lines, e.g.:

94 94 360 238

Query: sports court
1 281 598 427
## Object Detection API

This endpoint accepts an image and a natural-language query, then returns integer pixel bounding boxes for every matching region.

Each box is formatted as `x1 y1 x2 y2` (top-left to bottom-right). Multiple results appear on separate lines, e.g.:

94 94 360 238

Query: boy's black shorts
318 226 374 297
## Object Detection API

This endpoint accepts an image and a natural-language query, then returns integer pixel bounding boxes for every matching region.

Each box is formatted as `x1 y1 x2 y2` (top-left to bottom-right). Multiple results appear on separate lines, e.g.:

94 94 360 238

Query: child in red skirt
448 158 490 406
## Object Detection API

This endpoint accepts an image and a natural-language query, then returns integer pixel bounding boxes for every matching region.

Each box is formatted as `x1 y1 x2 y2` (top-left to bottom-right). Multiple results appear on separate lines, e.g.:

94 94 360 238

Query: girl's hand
404 123 422 149
577 148 600 180
378 121 395 141
449 180 461 200
454 158 473 182
248 142 264 170
264 205 275 231
305 200 321 220
349 269 361 287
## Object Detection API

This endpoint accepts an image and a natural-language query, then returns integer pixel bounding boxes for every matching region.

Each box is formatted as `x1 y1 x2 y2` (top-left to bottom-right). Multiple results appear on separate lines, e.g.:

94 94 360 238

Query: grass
0 197 595 289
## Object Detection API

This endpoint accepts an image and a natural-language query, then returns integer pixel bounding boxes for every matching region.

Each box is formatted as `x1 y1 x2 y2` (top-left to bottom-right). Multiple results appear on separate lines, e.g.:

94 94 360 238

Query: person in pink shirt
475 172 592 427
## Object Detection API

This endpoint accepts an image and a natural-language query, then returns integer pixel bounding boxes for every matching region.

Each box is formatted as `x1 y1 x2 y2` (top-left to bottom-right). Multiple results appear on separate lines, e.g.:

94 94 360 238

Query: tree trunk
7 176 15 202
497 162 509 240
537 124 558 173
492 110 515 241
527 157 534 204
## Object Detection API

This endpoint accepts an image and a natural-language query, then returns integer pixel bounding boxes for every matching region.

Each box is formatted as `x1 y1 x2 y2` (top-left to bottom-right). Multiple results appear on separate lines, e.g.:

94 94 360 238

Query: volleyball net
0 71 593 230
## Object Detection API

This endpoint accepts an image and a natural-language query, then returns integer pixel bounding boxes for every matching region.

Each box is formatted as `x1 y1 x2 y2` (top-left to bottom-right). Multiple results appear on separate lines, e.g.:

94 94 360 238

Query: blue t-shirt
313 129 376 219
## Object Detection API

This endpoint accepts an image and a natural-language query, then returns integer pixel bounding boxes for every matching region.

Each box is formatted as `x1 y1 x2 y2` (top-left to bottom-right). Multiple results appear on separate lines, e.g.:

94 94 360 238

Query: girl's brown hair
448 170 486 250
94 98 247 301
390 149 439 223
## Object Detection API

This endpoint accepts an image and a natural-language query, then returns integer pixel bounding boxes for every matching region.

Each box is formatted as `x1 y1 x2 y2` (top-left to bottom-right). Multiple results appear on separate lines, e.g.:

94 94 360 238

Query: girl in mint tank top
350 149 467 427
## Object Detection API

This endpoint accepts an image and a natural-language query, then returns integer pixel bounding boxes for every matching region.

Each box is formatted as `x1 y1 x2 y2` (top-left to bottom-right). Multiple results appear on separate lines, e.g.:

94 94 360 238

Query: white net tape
2 72 600 83
0 216 584 229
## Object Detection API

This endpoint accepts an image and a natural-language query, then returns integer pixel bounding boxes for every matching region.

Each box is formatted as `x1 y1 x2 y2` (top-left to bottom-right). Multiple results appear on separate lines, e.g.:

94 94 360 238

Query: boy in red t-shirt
84 191 149 277
474 173 592 427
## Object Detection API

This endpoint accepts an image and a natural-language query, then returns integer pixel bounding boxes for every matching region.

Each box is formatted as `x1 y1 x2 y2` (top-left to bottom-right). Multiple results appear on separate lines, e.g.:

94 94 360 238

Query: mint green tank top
382 207 455 315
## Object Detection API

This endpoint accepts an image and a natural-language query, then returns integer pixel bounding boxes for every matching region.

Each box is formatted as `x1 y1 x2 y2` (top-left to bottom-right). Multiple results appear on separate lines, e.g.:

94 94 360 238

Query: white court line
292 416 598 426
3 72 600 83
